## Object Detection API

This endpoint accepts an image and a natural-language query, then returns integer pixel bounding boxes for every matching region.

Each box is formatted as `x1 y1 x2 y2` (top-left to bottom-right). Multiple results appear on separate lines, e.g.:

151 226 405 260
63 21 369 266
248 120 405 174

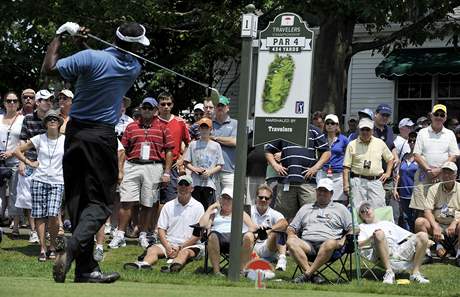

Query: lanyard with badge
140 124 151 161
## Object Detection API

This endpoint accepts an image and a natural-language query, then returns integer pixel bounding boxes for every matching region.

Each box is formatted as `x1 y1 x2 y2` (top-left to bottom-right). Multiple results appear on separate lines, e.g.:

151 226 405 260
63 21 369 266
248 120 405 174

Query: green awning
375 48 460 79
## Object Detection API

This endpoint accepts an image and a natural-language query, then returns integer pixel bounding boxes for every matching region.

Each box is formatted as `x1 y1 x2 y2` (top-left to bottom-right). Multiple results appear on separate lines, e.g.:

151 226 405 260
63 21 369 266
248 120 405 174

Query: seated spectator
287 179 352 284
199 188 257 276
415 161 460 266
123 175 204 272
358 203 431 284
250 184 288 271
184 117 224 210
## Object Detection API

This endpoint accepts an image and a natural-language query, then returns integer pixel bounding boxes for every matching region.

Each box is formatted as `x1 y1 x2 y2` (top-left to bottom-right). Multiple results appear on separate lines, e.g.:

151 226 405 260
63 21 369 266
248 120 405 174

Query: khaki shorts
120 162 163 207
274 182 316 220
154 243 205 260
409 169 434 210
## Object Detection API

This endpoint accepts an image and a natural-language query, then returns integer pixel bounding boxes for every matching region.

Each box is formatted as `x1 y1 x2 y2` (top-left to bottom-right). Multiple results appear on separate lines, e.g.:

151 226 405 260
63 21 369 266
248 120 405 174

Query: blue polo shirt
398 158 418 199
56 47 141 125
322 134 349 173
265 125 329 184
212 116 237 173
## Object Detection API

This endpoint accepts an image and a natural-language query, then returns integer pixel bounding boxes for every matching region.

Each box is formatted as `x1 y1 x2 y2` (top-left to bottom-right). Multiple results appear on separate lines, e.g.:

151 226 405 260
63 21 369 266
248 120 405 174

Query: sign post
228 4 257 282
253 13 314 146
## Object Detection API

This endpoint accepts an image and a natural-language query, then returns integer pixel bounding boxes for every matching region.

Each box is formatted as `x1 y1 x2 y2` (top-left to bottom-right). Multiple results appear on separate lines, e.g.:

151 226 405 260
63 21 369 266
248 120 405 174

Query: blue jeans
399 198 415 232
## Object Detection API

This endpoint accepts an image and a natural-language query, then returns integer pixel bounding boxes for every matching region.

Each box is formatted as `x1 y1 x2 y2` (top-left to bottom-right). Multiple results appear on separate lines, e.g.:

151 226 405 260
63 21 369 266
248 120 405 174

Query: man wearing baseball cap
415 161 460 267
58 89 74 134
110 96 172 251
287 178 352 284
20 88 36 115
394 118 415 161
343 118 394 208
211 95 238 195
410 104 459 215
42 21 150 283
189 103 205 141
115 96 134 139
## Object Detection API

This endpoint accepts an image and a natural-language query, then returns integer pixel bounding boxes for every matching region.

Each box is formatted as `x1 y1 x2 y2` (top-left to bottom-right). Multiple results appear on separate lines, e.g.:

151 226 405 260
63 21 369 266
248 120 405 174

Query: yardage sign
253 13 314 146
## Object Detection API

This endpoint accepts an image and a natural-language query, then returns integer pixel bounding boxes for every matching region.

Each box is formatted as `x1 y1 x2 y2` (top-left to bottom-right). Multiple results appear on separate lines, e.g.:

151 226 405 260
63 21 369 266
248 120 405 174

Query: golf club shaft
85 33 211 91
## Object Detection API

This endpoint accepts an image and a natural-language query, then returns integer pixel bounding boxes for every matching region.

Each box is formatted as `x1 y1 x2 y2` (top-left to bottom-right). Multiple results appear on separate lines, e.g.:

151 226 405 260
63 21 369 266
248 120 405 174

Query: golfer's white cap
35 89 54 101
116 24 150 46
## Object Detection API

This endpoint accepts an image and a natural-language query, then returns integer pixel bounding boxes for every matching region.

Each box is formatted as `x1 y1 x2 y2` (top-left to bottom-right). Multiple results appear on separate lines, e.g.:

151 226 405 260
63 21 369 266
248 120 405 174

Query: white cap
325 114 339 124
193 103 204 112
441 161 457 172
398 118 414 128
317 178 333 192
358 118 374 130
35 89 54 100
59 89 74 99
116 24 150 46
221 187 233 199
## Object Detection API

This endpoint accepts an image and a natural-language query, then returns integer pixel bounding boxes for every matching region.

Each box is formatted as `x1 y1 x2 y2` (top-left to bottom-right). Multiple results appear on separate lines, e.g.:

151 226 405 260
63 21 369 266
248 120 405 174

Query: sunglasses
160 102 172 107
325 121 336 126
47 117 59 123
141 105 154 111
178 181 190 186
5 99 18 104
22 95 34 100
257 195 271 201
360 128 371 132
433 112 446 118
38 98 51 102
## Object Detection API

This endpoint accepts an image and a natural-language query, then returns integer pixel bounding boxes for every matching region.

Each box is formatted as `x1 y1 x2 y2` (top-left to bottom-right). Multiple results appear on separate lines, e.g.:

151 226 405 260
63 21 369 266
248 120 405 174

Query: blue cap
358 108 374 119
376 103 392 115
142 97 158 107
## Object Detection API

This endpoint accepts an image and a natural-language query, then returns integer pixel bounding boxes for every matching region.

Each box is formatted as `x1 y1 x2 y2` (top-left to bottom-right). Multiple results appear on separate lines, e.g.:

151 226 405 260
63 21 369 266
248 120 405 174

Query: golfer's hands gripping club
56 22 81 36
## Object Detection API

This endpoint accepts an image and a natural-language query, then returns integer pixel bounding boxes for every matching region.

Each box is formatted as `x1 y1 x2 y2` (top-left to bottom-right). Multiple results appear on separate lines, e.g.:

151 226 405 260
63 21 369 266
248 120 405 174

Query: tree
289 0 460 115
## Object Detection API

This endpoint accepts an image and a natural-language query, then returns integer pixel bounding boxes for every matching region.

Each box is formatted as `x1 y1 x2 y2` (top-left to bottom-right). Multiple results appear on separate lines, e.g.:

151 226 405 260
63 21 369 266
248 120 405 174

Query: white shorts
254 241 276 259
15 171 34 210
154 243 205 260
120 162 163 207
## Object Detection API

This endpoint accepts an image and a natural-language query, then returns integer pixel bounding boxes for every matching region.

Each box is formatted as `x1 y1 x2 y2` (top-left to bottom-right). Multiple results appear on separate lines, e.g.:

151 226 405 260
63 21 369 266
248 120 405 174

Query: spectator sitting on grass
123 175 204 272
358 202 431 284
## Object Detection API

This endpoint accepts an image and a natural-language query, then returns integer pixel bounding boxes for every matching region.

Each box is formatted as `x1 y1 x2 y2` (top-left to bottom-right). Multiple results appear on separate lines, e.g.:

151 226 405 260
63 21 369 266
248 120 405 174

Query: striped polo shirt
265 125 329 184
122 117 174 161
158 115 190 161
20 111 46 161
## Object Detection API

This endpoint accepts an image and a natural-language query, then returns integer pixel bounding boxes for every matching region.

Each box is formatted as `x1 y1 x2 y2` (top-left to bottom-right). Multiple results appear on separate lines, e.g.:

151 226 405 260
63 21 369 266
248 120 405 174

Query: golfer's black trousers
63 119 118 275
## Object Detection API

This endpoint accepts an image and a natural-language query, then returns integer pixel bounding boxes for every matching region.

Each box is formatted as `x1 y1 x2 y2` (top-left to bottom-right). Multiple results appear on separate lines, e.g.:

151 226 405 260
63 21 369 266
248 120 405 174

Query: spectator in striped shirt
265 125 330 220
109 97 174 249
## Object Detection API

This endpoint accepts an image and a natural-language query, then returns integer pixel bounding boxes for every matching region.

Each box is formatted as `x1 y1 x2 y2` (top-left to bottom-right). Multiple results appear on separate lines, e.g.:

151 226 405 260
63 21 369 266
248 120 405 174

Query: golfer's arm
41 36 62 75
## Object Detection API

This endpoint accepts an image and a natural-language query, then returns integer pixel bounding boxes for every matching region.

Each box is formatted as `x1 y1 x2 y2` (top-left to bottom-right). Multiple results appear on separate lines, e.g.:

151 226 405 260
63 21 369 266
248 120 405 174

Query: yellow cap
432 104 447 114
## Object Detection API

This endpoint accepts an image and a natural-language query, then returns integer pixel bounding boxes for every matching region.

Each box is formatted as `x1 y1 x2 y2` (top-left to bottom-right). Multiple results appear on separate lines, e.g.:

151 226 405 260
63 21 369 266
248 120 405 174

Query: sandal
38 252 47 262
47 250 56 260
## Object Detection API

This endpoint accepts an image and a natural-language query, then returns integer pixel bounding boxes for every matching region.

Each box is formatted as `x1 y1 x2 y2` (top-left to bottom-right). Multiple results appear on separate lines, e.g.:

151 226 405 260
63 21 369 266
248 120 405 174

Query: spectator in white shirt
394 118 415 161
123 175 204 272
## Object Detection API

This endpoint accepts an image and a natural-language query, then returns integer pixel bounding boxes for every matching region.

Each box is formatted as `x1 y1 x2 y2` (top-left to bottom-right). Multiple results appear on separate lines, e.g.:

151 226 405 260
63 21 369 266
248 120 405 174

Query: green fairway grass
1 230 460 296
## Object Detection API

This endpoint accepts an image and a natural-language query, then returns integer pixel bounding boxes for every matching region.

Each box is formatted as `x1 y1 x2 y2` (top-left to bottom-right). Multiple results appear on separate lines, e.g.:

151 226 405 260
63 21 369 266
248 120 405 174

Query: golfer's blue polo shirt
56 47 141 125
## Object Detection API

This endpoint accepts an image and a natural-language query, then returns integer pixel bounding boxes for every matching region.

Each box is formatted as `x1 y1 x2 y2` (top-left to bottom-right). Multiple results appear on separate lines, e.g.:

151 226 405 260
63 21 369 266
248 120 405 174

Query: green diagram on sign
262 54 295 113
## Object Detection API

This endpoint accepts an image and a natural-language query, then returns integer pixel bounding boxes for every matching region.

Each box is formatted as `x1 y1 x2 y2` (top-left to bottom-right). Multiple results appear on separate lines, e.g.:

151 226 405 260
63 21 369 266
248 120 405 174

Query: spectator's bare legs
25 209 35 232
208 232 221 273
36 218 47 253
373 230 392 271
172 248 196 266
142 245 165 265
277 244 287 256
48 216 59 251
118 202 135 233
96 224 105 245
151 201 160 232
412 232 430 274
139 206 153 233
286 236 313 272
307 239 340 275
240 232 255 270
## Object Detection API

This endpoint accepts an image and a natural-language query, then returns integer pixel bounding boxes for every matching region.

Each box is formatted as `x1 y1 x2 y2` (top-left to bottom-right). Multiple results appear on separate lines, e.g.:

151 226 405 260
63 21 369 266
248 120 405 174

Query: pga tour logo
281 15 295 26
295 101 304 114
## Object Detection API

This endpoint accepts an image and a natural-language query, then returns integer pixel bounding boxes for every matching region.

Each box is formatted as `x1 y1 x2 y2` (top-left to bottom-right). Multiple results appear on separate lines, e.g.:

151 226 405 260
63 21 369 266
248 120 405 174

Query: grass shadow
2 244 39 257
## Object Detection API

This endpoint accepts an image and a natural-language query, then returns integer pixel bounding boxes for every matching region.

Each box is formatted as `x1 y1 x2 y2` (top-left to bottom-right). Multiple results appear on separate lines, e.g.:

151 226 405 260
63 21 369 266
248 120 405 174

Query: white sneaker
108 231 126 249
275 255 287 271
104 223 112 235
111 227 118 238
93 246 104 262
138 232 150 249
410 272 430 284
382 270 395 284
28 231 39 243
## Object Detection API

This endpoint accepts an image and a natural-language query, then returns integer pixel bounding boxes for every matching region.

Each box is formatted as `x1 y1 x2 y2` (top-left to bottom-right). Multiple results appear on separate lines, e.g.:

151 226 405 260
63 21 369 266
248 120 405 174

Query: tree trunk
310 16 355 118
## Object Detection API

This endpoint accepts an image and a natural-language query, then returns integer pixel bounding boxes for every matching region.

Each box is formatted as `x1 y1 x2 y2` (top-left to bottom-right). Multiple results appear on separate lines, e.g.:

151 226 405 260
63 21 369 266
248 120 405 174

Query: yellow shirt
343 136 393 176
424 182 460 225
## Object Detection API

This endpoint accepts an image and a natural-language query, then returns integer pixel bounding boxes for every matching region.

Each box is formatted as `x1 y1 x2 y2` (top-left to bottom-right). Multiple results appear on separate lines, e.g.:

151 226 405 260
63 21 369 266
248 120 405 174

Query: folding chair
291 233 356 284
352 206 394 280
190 224 229 274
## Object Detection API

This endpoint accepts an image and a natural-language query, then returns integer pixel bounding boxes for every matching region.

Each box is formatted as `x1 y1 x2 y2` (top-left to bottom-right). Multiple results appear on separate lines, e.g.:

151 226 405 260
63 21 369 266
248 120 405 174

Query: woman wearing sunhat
14 110 65 262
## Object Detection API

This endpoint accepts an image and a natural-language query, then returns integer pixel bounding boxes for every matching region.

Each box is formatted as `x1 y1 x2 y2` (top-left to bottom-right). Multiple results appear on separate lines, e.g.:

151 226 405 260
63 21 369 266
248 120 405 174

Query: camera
363 160 371 169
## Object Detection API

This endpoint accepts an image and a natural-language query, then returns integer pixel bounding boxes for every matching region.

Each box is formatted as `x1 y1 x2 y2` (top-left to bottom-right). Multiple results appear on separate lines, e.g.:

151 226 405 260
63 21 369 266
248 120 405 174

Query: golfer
42 21 149 283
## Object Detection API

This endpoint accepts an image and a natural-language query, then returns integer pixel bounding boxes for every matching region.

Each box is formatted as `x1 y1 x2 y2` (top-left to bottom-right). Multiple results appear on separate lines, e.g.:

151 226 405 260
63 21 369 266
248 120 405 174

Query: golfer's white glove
56 22 80 36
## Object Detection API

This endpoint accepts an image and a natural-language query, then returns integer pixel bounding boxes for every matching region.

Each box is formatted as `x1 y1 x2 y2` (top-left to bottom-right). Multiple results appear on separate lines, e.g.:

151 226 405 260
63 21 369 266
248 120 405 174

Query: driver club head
208 87 220 106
